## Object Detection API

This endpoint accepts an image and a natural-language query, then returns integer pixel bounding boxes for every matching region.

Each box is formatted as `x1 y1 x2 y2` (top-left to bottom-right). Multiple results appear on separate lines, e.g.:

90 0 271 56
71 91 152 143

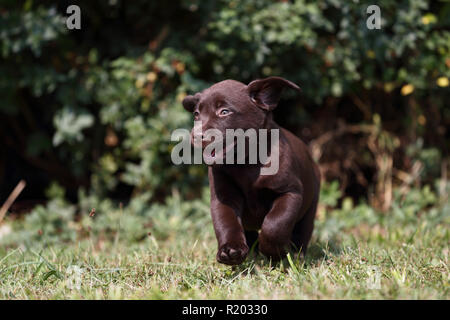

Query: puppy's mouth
204 140 236 164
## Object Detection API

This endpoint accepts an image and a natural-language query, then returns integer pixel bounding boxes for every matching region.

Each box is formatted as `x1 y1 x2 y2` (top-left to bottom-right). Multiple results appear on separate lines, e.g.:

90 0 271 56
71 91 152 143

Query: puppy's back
281 127 320 201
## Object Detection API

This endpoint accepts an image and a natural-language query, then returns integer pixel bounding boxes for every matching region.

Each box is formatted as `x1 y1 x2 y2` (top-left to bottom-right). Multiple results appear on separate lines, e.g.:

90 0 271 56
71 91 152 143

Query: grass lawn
0 189 448 299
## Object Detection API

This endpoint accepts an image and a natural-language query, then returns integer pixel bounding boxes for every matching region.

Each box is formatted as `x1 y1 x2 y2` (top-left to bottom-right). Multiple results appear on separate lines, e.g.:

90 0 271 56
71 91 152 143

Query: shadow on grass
225 236 343 276
304 236 343 265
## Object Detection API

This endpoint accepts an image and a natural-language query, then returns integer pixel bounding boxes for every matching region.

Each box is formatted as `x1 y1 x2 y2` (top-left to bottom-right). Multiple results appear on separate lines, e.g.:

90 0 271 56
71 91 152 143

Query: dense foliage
0 0 449 212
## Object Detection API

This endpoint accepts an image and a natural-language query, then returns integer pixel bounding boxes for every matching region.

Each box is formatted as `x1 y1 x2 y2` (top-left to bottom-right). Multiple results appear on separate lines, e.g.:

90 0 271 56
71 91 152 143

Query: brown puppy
182 77 320 265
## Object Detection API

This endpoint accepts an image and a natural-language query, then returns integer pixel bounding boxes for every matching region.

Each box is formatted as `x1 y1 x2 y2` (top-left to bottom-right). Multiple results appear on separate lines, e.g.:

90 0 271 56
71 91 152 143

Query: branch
0 180 26 224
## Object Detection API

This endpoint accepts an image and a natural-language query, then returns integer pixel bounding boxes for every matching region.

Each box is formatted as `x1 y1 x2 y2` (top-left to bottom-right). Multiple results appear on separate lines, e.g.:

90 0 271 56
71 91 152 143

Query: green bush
0 0 448 207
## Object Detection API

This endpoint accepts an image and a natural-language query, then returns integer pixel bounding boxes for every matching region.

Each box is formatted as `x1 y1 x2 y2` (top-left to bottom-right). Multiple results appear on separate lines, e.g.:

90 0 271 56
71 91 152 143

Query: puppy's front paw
216 242 249 265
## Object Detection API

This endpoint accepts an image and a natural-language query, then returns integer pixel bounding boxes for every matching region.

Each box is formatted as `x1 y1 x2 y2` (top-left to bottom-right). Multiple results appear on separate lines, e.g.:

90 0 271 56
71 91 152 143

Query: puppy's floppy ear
182 93 200 112
247 76 301 111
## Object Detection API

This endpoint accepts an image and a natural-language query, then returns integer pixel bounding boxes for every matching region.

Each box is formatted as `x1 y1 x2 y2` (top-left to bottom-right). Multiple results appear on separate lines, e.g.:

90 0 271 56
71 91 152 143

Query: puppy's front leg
209 168 248 265
211 200 248 265
259 192 303 260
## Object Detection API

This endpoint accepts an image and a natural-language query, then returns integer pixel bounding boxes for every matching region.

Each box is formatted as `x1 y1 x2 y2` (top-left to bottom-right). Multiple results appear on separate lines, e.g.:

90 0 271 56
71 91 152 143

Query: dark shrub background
1 0 449 212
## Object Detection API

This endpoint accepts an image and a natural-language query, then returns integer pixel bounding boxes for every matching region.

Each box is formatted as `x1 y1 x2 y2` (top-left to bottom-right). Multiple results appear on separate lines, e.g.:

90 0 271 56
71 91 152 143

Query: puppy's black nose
192 121 207 145
191 132 208 148
193 133 204 140
193 132 207 142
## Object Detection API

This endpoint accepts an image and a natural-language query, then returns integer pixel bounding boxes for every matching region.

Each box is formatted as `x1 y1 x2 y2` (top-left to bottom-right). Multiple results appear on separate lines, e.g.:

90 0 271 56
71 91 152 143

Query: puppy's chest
225 167 277 229
240 186 276 230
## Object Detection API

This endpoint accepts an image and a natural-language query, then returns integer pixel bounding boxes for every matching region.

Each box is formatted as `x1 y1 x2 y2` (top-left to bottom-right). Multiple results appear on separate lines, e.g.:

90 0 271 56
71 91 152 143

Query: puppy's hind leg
290 196 318 257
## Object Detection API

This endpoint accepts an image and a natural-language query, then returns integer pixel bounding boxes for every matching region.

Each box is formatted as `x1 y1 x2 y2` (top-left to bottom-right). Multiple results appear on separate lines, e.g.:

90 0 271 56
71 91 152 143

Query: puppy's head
182 76 301 160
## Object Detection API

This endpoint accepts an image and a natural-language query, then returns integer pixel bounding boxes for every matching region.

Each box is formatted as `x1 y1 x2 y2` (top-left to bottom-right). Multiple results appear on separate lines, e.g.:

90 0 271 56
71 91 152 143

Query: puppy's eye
218 108 231 117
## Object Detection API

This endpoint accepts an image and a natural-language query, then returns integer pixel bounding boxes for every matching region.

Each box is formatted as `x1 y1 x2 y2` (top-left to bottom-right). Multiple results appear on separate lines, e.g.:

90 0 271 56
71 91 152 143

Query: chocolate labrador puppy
182 76 320 265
